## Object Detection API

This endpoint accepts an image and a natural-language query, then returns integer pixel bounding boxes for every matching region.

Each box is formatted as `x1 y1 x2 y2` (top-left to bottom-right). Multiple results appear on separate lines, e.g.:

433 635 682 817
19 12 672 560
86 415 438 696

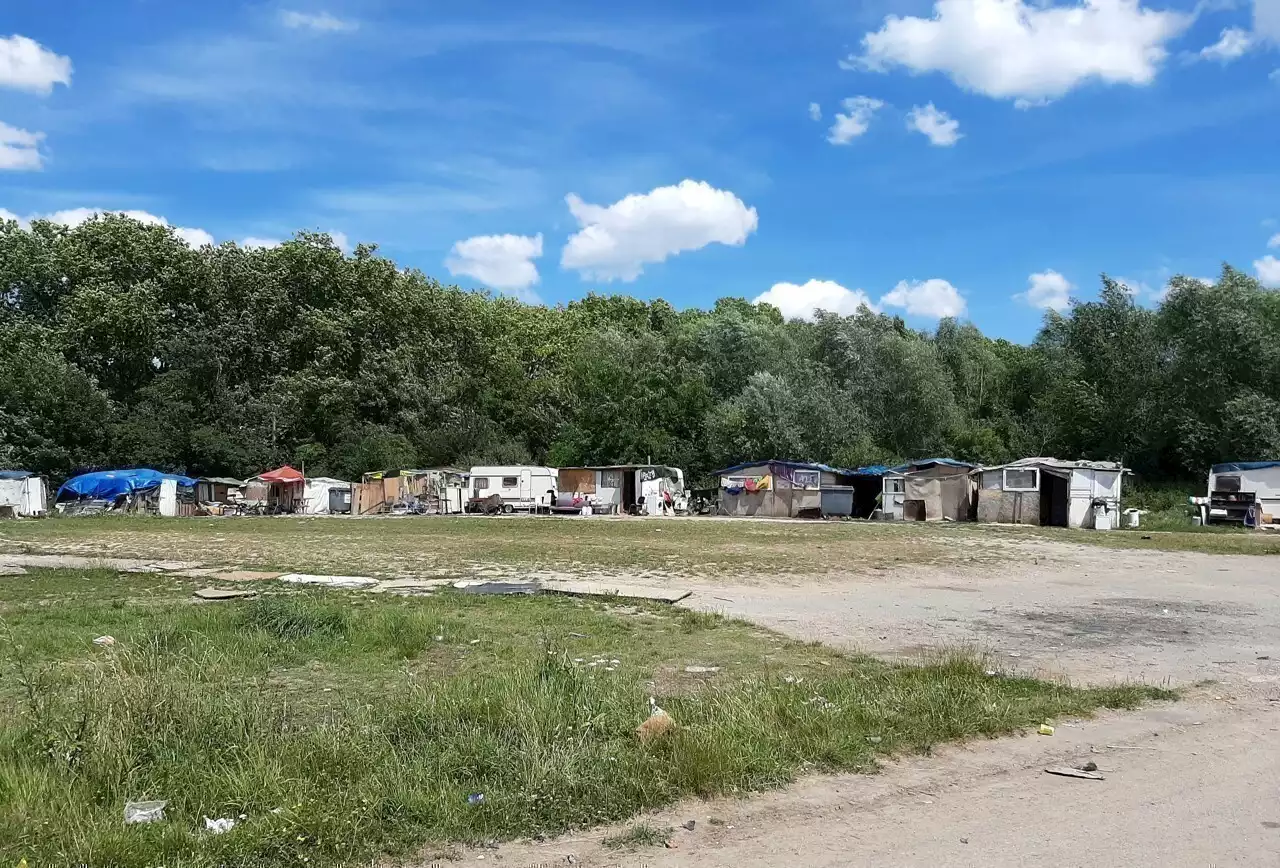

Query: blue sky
2 0 1279 340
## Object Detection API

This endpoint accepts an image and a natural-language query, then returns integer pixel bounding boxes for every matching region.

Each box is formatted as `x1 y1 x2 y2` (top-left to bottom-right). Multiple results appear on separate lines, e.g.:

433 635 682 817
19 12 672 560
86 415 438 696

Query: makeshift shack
354 468 468 515
0 470 47 517
846 465 899 519
255 466 305 513
976 458 1123 529
302 477 352 515
56 469 197 516
196 477 244 506
901 459 977 522
557 465 687 515
1205 461 1280 525
715 461 856 518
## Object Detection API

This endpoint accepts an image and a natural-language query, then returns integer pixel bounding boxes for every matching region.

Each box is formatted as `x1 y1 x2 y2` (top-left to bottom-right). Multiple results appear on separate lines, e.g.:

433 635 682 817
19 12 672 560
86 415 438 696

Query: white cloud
0 121 44 170
754 279 879 321
1017 269 1073 311
241 236 283 249
827 96 885 144
1196 27 1253 62
446 233 544 295
23 207 215 248
851 0 1192 103
280 10 357 32
0 34 72 95
174 227 215 247
1258 0 1280 43
880 278 968 318
906 103 962 146
808 101 822 121
1256 254 1280 287
1269 232 1280 248
329 230 351 253
561 180 758 281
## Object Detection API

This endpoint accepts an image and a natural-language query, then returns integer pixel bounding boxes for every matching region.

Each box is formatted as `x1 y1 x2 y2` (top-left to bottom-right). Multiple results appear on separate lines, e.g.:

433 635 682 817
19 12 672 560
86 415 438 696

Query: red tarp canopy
258 465 304 484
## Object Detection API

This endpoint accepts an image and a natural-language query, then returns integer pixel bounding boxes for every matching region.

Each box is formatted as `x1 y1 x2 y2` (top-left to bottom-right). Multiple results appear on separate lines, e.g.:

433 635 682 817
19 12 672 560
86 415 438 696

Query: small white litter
278 573 378 589
93 635 116 647
684 666 721 674
204 816 237 834
124 800 167 824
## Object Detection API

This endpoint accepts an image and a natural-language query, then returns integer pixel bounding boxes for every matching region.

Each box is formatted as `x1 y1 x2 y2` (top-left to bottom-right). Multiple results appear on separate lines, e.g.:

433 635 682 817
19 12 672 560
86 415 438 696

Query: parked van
467 466 558 513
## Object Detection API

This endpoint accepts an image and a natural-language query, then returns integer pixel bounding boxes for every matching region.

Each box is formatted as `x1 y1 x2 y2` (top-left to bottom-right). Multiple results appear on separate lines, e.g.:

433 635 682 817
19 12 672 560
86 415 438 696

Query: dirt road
498 540 1280 868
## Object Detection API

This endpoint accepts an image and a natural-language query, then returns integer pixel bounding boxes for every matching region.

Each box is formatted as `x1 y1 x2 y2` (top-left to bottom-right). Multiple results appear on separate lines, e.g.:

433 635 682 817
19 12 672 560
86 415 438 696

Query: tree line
2 215 1278 488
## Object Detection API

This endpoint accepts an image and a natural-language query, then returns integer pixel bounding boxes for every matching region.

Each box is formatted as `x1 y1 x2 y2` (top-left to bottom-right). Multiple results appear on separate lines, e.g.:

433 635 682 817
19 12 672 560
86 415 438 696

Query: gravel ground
495 538 1280 868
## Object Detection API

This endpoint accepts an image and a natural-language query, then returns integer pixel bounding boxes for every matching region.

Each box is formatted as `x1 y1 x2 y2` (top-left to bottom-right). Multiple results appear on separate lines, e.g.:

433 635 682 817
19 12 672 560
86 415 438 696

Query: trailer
467 466 558 513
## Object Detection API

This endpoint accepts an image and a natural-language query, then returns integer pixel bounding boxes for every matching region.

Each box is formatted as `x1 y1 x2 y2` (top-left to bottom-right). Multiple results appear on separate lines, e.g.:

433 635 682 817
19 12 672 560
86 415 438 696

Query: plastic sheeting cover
58 469 196 500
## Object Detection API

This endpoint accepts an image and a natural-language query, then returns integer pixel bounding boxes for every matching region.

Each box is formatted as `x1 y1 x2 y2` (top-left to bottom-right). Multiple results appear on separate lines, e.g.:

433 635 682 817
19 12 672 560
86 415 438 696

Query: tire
502 504 514 514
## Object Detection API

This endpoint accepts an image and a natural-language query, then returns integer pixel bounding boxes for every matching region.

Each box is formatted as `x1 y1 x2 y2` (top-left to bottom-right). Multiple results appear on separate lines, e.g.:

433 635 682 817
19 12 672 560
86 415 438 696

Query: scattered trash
866 736 883 745
93 635 116 647
637 696 676 743
984 669 998 677
469 639 481 645
483 839 499 849
565 856 577 864
1038 723 1056 736
684 666 720 674
664 840 680 850
1078 761 1098 772
568 632 589 639
1259 656 1271 661
467 793 485 806
193 587 257 601
682 820 696 831
204 816 236 834
782 675 803 684
124 800 167 824
1045 766 1104 780
960 837 969 844
1007 651 1022 658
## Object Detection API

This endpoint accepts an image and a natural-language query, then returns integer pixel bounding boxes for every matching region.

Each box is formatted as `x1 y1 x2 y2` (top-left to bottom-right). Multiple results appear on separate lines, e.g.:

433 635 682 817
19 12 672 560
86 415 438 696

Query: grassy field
0 568 1171 868
1 514 1276 585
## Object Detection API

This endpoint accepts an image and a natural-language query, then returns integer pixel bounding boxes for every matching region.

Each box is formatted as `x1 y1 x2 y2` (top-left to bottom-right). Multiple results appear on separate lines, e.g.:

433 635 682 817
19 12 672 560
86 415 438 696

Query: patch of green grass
0 568 1172 868
603 822 673 849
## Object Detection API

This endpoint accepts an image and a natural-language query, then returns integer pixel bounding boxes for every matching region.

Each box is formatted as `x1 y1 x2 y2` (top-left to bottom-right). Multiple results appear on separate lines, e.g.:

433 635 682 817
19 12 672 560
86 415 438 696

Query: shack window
502 476 518 488
474 478 489 491
792 470 820 489
600 470 623 489
1004 468 1039 491
883 477 904 494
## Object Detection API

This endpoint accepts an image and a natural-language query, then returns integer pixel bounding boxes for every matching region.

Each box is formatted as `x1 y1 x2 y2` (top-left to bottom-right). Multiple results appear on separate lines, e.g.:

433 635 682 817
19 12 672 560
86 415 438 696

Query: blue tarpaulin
58 469 197 500
1212 461 1280 474
0 470 34 480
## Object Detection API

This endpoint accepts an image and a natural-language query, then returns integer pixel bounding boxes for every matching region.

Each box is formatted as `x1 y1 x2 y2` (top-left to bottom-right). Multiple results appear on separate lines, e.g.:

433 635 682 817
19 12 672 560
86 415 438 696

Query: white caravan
468 466 558 512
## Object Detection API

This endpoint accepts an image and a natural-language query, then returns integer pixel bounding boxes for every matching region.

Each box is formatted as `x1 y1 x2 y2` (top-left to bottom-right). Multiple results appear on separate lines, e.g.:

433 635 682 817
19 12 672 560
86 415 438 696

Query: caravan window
502 476 518 488
792 470 820 489
1004 468 1039 491
474 478 489 491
